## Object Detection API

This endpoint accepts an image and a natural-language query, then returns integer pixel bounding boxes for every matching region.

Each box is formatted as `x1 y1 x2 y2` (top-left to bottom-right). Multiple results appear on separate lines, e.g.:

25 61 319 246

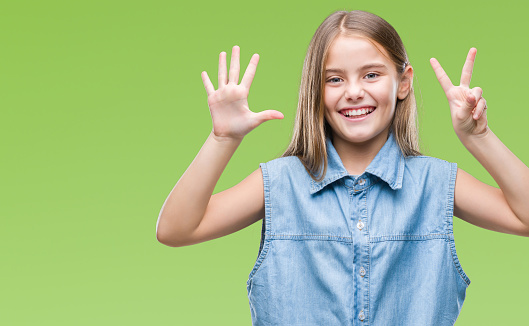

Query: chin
341 133 374 144
337 128 389 146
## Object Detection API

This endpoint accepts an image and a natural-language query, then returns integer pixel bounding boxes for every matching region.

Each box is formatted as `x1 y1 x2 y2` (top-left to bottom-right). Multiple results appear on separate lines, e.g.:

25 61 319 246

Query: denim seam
347 187 355 324
268 235 355 243
263 165 272 238
395 153 404 188
448 236 470 286
407 156 450 160
247 163 273 285
369 233 450 242
446 163 471 286
363 190 370 325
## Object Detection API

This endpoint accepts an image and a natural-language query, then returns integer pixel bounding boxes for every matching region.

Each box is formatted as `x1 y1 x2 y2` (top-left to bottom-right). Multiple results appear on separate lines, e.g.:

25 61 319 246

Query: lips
339 107 376 118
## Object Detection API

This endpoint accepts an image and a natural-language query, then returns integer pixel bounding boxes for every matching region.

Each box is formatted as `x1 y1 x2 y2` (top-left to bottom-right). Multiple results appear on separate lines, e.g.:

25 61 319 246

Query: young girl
156 10 529 325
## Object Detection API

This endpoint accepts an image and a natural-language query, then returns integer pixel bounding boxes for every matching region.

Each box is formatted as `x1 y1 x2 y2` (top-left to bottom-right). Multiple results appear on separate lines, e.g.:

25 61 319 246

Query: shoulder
260 155 305 176
405 154 453 165
402 155 457 185
405 155 456 171
262 155 303 167
260 155 313 187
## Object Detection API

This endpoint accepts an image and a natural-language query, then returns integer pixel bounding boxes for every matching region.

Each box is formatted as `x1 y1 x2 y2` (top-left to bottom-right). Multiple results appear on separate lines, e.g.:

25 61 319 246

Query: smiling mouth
340 107 376 118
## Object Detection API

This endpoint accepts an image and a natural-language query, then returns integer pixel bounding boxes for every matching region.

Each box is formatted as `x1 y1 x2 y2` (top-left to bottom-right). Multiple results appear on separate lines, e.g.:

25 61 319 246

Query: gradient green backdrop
2 0 528 325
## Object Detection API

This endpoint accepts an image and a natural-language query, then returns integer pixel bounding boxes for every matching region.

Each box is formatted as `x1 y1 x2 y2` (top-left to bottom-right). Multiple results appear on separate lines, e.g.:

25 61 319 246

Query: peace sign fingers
430 57 454 94
430 48 478 93
460 48 477 87
430 47 488 137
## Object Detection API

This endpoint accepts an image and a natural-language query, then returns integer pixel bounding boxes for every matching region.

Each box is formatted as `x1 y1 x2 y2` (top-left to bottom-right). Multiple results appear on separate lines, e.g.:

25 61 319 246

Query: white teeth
342 108 374 117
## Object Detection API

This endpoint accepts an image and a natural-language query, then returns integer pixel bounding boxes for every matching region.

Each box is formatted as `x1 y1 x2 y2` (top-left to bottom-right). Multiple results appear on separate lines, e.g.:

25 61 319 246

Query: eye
326 77 343 84
364 73 379 80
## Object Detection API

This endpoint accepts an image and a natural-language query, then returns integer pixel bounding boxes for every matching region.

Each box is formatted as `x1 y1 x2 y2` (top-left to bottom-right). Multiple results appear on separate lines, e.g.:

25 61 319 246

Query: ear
397 65 413 100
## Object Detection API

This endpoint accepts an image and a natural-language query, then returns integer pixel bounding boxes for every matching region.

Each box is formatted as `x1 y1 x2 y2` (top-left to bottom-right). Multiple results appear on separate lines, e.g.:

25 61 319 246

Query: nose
345 81 365 101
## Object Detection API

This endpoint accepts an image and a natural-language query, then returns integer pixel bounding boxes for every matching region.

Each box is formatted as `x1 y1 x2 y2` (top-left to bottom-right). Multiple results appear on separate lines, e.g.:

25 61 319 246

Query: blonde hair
283 10 421 181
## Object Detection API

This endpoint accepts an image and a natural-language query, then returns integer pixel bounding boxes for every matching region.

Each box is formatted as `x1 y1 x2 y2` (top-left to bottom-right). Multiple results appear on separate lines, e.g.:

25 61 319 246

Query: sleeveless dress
246 133 470 325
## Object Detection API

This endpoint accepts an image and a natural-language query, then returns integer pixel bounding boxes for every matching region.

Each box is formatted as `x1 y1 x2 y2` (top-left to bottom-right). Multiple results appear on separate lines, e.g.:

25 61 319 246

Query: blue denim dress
246 133 470 325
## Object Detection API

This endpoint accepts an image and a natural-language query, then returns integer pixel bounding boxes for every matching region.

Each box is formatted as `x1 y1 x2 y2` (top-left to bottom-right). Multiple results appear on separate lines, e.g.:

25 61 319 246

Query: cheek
324 86 339 105
323 106 333 124
372 83 398 104
323 103 336 126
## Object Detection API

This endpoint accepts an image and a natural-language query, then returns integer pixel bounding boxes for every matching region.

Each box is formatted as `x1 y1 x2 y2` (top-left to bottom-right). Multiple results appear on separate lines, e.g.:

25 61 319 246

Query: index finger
460 48 477 87
430 57 453 93
240 53 260 89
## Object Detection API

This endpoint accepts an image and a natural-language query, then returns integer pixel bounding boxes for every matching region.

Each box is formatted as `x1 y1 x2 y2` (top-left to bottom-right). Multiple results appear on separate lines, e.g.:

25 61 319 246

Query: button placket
350 178 369 325
356 186 369 324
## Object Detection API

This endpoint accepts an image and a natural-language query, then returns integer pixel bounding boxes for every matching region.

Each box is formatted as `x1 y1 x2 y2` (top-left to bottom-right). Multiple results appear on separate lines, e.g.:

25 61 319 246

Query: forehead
325 35 393 68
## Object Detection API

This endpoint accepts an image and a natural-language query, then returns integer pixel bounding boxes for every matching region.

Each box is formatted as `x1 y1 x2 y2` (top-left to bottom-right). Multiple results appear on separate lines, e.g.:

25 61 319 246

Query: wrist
456 127 493 151
209 131 243 147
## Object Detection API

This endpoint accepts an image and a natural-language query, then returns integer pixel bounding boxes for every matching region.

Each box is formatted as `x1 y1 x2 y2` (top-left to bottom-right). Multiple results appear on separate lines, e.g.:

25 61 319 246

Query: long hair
282 10 420 181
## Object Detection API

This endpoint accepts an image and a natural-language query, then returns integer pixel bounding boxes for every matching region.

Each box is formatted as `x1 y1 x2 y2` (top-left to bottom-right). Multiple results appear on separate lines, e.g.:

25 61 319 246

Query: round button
360 267 366 277
358 178 366 186
357 220 365 230
359 310 365 321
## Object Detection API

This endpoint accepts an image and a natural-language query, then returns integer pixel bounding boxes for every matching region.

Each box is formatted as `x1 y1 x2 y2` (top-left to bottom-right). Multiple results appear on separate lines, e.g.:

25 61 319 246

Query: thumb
253 110 284 125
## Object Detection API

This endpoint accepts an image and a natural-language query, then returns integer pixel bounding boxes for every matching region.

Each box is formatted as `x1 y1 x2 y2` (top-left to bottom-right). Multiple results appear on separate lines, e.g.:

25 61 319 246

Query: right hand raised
201 46 284 141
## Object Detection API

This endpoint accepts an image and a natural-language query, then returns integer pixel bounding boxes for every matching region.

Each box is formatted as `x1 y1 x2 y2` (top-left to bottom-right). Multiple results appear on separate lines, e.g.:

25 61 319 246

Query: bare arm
431 49 529 236
156 136 265 246
455 163 529 237
156 46 283 247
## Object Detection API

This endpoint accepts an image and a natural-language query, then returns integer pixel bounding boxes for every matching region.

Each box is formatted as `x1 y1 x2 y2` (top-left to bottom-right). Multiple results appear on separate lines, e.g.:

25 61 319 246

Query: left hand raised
430 48 489 138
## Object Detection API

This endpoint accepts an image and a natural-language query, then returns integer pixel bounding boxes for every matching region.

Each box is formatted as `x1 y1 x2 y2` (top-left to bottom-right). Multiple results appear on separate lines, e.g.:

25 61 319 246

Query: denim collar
310 133 405 194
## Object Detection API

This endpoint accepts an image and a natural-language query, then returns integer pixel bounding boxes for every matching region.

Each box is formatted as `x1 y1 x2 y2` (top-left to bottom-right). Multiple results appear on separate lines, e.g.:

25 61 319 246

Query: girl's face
324 35 411 147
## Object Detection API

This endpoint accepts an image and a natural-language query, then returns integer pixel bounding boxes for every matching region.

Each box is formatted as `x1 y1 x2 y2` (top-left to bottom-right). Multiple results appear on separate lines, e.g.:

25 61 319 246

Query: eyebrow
325 68 346 74
325 64 388 74
361 63 388 70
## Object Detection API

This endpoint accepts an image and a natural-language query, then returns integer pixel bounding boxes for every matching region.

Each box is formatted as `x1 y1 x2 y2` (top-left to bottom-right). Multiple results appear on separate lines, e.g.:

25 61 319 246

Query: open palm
201 46 283 141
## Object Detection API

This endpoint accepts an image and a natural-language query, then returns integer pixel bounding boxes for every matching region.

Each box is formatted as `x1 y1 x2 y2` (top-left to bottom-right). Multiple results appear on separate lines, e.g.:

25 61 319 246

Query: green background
2 0 528 325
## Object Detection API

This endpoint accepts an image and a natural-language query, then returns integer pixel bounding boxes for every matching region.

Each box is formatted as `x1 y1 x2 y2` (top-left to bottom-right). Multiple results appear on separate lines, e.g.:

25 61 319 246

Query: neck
331 131 389 175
